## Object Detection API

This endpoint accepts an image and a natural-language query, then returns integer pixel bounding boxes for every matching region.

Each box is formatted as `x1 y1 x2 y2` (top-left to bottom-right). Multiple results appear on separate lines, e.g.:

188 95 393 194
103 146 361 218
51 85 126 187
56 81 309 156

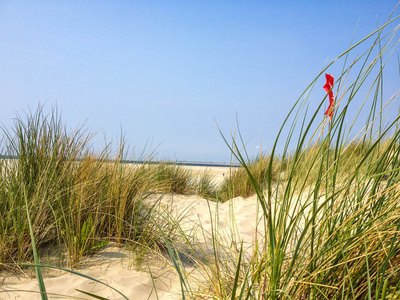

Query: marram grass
0 106 196 268
160 12 400 300
1 9 400 300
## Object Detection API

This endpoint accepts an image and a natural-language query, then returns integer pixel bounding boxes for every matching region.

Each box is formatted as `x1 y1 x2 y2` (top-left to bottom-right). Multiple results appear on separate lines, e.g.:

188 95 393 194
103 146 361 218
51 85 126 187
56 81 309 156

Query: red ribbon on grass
323 74 334 120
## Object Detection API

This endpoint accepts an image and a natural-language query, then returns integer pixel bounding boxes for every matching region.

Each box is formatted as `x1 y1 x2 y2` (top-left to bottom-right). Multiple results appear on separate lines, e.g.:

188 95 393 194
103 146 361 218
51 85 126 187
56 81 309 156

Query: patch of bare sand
1 242 183 299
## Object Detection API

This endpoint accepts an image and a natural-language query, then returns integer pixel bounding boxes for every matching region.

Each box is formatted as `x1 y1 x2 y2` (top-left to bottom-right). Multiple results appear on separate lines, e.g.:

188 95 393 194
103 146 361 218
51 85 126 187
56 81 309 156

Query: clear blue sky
1 1 399 163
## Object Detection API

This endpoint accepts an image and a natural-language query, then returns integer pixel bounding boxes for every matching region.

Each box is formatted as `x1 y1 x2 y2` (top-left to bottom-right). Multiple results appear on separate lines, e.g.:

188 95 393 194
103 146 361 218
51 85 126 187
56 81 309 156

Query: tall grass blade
230 242 243 300
155 222 187 300
23 188 48 300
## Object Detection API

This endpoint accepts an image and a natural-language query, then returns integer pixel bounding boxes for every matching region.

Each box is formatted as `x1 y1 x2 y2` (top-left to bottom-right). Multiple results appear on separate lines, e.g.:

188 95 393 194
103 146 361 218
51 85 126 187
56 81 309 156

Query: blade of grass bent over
2 262 130 300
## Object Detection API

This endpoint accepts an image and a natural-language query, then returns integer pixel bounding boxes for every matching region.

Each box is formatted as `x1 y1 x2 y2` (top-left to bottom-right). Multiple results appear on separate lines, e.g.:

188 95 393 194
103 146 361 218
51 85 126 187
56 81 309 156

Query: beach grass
1 8 400 300
159 12 400 300
0 105 226 272
0 106 191 269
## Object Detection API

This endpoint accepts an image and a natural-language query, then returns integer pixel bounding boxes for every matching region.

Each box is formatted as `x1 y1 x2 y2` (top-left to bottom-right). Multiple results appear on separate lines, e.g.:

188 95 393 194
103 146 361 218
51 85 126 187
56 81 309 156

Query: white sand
0 166 269 300
1 244 181 299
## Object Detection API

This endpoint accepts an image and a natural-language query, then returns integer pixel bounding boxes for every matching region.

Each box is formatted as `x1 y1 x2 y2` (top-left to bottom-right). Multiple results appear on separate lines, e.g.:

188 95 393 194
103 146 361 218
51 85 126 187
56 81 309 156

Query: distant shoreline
0 155 240 168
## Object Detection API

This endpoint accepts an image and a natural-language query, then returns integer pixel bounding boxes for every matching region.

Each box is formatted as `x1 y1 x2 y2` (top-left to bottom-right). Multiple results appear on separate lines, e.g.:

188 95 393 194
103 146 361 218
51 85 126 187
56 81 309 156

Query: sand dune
0 188 267 299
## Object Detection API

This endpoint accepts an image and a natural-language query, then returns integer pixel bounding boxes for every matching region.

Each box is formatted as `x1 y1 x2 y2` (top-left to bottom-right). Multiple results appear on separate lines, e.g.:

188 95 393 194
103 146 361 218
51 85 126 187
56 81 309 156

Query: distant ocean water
1 155 239 168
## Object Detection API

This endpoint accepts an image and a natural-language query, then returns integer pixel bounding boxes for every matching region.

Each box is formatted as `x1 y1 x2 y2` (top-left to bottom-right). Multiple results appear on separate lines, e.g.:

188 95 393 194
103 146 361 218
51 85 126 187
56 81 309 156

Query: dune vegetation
0 106 230 269
159 13 400 300
1 10 400 300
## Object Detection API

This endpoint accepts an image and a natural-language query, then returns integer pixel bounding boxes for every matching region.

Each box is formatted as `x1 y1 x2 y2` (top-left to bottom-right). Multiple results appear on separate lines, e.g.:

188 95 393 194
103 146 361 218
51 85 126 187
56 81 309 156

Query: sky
1 1 400 163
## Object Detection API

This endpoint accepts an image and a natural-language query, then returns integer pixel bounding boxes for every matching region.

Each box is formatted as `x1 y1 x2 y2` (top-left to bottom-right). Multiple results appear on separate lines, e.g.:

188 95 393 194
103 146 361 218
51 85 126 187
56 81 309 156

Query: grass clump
0 106 172 268
218 155 283 200
148 162 220 200
152 162 194 194
195 170 219 199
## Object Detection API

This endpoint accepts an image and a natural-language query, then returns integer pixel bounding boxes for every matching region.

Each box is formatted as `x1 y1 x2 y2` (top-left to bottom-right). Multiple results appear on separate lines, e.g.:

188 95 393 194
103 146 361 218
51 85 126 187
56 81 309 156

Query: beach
0 165 264 299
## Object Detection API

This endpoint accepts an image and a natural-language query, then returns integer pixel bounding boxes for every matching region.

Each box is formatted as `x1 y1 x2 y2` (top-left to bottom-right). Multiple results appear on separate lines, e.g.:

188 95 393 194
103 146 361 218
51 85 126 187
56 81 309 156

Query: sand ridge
0 165 272 299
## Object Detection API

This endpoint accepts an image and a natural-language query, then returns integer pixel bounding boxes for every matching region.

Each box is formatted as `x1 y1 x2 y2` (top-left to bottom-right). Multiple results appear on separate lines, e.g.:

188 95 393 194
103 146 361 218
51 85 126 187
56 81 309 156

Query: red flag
323 74 334 120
